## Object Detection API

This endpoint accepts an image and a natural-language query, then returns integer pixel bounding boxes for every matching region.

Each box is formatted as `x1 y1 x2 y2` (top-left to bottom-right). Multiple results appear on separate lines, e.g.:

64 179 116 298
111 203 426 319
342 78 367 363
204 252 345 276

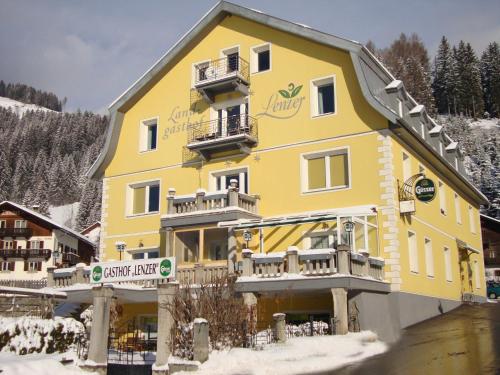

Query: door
226 105 241 135
459 249 473 296
227 52 239 73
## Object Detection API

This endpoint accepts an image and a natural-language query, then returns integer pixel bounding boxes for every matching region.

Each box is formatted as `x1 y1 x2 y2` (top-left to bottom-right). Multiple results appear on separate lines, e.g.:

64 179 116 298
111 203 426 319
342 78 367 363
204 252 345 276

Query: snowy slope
469 118 500 130
0 96 54 117
49 203 80 229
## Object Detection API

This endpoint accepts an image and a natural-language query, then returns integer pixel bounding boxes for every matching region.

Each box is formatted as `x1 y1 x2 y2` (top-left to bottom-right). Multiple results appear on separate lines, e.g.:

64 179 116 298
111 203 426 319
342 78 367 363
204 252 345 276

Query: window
303 149 349 192
454 193 462 224
221 46 239 73
474 261 480 289
0 262 14 272
132 250 159 260
438 181 446 215
251 44 271 73
0 220 5 228
469 205 476 233
139 118 158 152
26 261 41 272
194 61 209 83
444 247 452 281
211 168 248 194
15 220 27 228
4 241 13 249
310 235 331 249
311 76 335 116
29 240 41 249
402 152 411 181
129 181 160 215
424 238 434 277
408 231 418 273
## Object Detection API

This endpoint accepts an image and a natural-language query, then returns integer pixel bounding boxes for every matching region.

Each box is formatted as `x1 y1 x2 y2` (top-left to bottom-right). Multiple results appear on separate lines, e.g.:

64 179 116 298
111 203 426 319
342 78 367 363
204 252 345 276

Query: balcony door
211 167 248 194
214 99 247 137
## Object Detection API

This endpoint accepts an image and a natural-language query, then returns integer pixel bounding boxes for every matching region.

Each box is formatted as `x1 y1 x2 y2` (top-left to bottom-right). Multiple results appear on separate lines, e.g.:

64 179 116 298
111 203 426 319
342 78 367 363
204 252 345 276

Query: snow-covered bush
0 317 86 355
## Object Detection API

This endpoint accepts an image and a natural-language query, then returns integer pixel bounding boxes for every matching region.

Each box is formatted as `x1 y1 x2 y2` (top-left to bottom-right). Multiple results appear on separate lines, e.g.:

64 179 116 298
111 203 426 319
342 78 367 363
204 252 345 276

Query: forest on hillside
0 81 64 112
0 106 108 230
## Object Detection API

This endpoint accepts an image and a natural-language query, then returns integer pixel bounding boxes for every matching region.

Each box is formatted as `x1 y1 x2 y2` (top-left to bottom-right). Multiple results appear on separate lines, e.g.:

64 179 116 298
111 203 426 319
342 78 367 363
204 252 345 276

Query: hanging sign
90 257 176 284
414 178 436 202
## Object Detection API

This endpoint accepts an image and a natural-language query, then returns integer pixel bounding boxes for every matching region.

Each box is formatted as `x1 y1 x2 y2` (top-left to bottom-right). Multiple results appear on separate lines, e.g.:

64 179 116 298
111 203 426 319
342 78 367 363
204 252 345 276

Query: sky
1 0 499 113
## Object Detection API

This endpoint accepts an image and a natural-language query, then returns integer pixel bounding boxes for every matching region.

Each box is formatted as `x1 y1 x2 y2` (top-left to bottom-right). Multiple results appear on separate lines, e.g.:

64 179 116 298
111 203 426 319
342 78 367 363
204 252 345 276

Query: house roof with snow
87 0 488 205
0 201 95 246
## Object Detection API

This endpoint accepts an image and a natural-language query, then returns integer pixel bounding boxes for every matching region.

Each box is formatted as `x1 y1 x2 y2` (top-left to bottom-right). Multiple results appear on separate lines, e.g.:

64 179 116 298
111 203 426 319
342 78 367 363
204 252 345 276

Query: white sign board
90 257 176 284
399 200 416 214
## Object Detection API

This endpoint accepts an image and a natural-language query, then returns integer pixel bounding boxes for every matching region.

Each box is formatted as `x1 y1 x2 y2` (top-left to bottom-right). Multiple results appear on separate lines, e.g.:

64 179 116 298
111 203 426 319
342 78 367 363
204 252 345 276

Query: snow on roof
0 201 95 246
409 105 425 116
385 80 402 92
429 125 443 135
445 141 458 151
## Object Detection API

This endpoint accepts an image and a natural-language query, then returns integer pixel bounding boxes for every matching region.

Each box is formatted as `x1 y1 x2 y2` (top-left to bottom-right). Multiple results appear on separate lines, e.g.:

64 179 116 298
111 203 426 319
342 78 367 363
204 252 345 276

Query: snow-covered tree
480 42 500 117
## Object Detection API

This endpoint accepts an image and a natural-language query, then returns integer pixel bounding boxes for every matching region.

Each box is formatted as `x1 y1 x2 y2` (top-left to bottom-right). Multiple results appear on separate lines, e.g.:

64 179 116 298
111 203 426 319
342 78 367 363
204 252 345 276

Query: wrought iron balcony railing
187 114 258 145
61 252 80 265
0 227 33 237
0 248 51 259
194 56 249 86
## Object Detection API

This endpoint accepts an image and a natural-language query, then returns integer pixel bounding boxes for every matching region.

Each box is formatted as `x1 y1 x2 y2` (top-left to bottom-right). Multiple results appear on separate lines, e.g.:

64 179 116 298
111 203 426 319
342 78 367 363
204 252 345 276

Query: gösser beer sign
414 178 436 203
90 257 176 284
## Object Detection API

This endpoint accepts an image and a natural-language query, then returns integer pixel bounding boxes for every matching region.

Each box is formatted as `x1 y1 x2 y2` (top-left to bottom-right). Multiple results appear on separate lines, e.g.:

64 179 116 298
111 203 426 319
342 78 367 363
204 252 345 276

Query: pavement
327 302 500 375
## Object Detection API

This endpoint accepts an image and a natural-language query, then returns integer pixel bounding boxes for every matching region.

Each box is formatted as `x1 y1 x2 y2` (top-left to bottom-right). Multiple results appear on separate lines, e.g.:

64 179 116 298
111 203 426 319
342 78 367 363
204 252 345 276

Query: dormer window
140 118 158 152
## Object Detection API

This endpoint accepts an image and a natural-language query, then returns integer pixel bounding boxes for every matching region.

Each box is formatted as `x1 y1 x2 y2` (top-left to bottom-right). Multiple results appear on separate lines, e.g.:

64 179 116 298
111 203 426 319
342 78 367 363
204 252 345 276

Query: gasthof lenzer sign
90 257 176 284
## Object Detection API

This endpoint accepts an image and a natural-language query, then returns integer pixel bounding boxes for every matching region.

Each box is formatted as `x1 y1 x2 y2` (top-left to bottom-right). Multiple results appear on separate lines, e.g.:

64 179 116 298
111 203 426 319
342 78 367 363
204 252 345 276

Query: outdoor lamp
343 220 354 247
115 241 126 261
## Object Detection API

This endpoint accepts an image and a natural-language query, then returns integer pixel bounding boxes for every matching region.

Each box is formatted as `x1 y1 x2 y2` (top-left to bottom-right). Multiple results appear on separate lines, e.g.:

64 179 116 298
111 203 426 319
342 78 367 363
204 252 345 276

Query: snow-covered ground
0 351 84 375
177 331 387 375
0 96 54 117
469 118 499 130
49 202 80 229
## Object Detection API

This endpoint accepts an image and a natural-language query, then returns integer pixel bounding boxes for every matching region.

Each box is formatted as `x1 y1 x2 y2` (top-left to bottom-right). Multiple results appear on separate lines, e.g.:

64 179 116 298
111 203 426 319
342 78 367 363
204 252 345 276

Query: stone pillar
46 266 56 287
227 228 237 274
336 244 350 275
360 251 370 277
273 313 286 343
159 227 173 258
193 318 209 363
228 179 239 207
86 285 114 372
154 283 179 375
331 288 348 335
167 188 176 214
196 189 206 210
75 263 86 284
286 246 299 274
243 292 258 336
242 249 253 276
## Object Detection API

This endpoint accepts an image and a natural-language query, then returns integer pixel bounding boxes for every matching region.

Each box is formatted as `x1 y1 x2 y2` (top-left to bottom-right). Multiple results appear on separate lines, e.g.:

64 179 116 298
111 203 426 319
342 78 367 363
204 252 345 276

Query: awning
218 205 377 230
456 239 480 254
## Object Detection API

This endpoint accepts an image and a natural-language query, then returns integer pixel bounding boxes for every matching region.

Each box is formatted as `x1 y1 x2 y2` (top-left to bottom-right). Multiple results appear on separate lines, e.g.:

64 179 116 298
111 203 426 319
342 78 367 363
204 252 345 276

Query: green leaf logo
92 266 102 282
291 85 303 98
160 259 172 278
278 90 290 98
278 83 303 99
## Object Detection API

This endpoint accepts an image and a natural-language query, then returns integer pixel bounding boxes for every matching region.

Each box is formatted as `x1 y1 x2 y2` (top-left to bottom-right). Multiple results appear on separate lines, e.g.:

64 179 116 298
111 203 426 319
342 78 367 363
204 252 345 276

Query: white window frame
28 261 40 272
4 241 13 249
304 230 336 250
250 43 271 74
129 248 160 260
438 181 447 216
424 237 434 277
310 75 337 118
126 179 161 217
408 230 418 274
402 152 411 182
209 166 249 194
30 240 41 249
14 220 27 228
444 246 452 282
192 59 210 87
0 262 10 271
139 117 159 153
454 193 462 224
301 147 351 194
220 45 240 74
468 205 476 234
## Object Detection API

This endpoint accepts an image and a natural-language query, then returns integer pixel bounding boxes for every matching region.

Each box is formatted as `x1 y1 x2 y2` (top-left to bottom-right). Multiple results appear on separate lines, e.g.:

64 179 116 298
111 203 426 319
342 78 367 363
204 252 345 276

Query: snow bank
0 351 84 375
178 331 386 375
0 317 86 355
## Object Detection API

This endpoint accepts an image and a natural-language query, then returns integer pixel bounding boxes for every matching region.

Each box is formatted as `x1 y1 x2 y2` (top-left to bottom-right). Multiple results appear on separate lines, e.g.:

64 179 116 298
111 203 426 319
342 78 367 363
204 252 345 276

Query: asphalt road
327 302 500 375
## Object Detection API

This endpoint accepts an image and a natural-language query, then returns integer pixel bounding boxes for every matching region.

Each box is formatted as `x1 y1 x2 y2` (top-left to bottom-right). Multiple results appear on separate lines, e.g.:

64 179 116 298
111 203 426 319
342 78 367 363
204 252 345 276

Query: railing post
242 249 253 276
193 318 209 363
75 263 86 284
360 251 370 277
228 179 239 206
273 313 286 343
336 244 350 275
196 189 206 210
46 266 56 288
194 263 204 284
286 246 299 274
167 188 176 214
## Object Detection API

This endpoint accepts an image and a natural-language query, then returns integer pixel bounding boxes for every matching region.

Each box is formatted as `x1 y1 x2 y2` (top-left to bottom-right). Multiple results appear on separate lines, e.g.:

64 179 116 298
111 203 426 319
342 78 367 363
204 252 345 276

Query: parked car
487 282 500 299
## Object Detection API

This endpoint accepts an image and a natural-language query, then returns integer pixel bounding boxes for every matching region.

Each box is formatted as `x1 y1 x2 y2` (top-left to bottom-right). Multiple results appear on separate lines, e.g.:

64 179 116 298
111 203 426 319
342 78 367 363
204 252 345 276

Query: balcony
0 227 33 238
194 56 249 103
61 252 80 266
162 185 260 228
0 248 51 260
186 114 258 160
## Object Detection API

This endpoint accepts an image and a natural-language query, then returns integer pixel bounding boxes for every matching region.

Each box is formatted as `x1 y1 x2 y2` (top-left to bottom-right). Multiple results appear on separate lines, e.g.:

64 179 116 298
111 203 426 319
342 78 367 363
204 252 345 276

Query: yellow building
89 1 487 342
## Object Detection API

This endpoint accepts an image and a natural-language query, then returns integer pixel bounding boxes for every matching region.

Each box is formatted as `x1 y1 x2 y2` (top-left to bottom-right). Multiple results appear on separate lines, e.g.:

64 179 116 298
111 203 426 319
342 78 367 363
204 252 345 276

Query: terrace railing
194 56 249 86
187 114 258 145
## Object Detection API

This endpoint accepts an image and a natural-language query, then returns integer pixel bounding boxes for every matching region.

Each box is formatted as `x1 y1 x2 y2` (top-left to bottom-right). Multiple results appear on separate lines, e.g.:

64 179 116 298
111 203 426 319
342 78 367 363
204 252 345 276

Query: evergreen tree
480 42 500 117
0 150 11 201
432 36 455 114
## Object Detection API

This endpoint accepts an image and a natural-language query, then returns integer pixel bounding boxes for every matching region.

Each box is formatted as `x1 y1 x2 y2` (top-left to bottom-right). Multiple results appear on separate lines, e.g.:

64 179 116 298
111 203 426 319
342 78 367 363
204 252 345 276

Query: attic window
251 44 271 73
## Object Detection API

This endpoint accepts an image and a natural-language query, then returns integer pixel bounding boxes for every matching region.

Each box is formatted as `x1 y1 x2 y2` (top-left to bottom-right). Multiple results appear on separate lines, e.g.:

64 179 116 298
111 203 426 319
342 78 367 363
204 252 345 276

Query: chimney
32 205 40 213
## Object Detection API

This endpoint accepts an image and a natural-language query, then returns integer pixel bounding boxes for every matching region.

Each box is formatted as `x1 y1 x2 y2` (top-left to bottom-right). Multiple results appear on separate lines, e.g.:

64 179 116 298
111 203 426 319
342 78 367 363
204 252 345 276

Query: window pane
133 252 145 260
308 157 326 190
258 50 270 71
330 153 348 187
368 225 377 253
354 222 365 251
148 124 157 150
310 235 329 249
317 84 334 114
148 251 159 259
148 185 160 212
133 187 146 214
